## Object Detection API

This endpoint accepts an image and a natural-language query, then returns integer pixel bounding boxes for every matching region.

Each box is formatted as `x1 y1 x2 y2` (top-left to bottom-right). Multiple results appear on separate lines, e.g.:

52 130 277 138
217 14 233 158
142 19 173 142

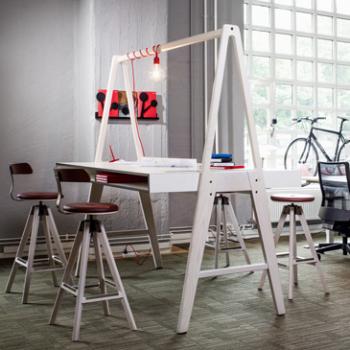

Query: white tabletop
57 162 302 194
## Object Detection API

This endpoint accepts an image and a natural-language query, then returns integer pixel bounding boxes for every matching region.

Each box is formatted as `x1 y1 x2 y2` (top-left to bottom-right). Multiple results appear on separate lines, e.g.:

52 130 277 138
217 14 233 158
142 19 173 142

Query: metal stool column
259 193 329 299
49 217 137 341
212 194 251 268
50 168 136 341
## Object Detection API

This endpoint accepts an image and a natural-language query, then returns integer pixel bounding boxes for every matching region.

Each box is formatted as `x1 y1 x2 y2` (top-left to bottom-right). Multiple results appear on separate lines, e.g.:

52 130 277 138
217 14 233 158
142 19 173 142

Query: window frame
245 0 350 134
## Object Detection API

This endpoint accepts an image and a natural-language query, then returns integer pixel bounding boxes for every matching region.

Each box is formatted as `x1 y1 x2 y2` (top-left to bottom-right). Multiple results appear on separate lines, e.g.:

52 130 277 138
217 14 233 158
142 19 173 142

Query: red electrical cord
124 44 161 158
130 59 145 157
121 244 151 265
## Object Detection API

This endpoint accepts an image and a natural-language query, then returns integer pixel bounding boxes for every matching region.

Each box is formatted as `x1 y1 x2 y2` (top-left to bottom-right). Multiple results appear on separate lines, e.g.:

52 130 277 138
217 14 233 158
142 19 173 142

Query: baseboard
0 223 325 260
0 229 171 260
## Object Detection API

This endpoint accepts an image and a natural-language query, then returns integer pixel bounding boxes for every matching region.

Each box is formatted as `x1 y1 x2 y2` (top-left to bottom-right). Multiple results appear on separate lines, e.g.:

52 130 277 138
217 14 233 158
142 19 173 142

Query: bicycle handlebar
291 116 326 124
337 116 350 123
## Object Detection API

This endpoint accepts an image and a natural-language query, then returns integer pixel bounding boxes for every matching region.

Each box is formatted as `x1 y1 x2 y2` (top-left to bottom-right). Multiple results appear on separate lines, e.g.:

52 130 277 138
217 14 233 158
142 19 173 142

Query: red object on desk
210 165 245 170
108 145 119 162
96 172 147 184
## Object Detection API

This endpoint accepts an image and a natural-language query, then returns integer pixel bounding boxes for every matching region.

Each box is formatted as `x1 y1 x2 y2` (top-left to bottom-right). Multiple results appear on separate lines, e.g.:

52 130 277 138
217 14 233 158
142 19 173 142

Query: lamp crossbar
118 28 223 63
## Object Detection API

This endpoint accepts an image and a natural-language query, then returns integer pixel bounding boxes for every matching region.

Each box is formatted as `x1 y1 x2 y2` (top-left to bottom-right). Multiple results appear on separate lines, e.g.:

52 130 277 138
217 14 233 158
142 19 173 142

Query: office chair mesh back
318 162 350 210
317 162 350 255
318 162 350 229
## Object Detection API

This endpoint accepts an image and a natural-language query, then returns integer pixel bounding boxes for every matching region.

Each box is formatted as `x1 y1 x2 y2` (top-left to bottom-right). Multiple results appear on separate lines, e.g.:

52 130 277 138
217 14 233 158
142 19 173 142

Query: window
244 0 350 168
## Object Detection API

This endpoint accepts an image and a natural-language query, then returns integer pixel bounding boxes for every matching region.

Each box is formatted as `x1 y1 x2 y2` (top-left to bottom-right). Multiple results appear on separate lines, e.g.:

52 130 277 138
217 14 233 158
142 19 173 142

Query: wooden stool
5 163 67 304
258 193 329 300
210 194 251 268
49 168 136 341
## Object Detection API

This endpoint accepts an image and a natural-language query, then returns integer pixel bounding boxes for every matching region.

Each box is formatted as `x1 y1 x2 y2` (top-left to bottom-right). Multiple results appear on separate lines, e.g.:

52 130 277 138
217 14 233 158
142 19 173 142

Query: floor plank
0 234 349 349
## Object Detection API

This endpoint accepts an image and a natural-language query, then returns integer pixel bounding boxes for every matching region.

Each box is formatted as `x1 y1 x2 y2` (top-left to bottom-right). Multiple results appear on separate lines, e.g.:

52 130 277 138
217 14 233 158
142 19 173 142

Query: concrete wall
167 0 194 228
93 0 168 235
0 0 169 239
0 0 76 236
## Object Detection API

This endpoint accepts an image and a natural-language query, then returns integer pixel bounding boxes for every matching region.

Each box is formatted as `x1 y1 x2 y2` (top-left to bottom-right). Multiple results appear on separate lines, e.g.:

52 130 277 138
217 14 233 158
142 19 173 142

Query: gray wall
0 0 169 239
93 0 169 235
167 0 194 228
0 0 76 236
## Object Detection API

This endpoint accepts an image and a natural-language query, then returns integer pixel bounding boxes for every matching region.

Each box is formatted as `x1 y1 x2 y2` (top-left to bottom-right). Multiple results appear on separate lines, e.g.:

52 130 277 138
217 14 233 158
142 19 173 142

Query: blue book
211 153 232 159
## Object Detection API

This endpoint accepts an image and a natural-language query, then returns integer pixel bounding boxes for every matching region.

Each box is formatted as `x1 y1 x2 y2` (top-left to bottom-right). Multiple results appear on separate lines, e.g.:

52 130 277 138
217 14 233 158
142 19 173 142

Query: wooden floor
1 234 350 350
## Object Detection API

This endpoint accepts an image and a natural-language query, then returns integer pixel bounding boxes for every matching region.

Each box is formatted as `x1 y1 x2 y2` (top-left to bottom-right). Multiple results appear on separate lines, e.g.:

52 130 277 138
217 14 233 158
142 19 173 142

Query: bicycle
284 116 350 175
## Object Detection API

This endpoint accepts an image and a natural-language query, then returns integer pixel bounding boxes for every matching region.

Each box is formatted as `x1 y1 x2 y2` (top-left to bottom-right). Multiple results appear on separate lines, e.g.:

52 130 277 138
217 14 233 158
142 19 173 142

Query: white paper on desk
112 160 140 166
139 157 198 168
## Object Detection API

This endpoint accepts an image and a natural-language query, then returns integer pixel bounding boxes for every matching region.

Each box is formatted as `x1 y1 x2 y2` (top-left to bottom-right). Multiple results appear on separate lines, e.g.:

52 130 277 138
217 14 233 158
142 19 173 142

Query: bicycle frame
306 120 348 161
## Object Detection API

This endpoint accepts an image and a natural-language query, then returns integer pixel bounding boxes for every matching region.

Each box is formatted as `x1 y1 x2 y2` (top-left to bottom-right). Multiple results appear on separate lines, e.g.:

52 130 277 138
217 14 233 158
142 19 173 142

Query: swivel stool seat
258 193 329 300
49 168 136 341
5 163 67 303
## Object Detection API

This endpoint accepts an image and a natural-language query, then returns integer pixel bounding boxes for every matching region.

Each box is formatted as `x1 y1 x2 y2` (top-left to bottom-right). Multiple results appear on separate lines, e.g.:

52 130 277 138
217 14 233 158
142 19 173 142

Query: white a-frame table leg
248 172 285 314
231 25 284 315
177 179 217 334
177 25 285 334
139 191 163 269
94 55 162 270
94 24 285 334
177 25 230 334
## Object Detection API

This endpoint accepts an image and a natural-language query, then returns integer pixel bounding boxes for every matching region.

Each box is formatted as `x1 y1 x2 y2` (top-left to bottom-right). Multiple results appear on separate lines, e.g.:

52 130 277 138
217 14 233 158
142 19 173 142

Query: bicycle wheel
337 140 350 161
284 138 319 175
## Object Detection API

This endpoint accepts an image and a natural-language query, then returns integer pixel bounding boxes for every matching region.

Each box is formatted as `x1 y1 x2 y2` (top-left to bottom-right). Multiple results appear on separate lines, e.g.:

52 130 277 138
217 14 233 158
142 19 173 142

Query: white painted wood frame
93 24 286 334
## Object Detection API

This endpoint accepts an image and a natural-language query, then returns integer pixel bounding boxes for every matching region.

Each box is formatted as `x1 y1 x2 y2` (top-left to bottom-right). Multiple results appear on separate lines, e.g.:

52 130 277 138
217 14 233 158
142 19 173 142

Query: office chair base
317 238 350 256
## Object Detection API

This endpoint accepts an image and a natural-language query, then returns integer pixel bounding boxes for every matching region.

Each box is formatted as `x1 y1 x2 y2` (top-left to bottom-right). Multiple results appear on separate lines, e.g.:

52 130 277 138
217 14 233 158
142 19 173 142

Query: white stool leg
221 201 230 267
74 247 82 278
47 208 67 267
214 197 222 269
226 200 251 265
259 208 288 290
288 206 296 300
92 232 110 316
49 228 84 325
298 210 329 295
98 225 137 331
293 210 298 287
22 206 40 304
72 222 91 342
5 207 33 293
43 214 58 287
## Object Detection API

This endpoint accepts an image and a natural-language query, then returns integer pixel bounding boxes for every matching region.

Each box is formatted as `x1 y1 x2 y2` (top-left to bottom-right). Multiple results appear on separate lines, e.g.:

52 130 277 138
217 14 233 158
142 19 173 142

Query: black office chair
317 161 350 256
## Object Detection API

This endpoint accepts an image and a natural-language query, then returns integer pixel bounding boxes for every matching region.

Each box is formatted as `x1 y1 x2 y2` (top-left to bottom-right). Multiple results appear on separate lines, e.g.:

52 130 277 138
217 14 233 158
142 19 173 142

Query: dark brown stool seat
63 202 119 214
49 167 136 341
271 193 315 203
17 192 58 200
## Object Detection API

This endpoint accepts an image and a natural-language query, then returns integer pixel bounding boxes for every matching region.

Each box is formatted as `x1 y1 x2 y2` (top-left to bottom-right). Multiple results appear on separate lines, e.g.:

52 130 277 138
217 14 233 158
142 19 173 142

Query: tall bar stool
210 194 251 268
5 163 67 304
258 193 329 300
49 168 136 341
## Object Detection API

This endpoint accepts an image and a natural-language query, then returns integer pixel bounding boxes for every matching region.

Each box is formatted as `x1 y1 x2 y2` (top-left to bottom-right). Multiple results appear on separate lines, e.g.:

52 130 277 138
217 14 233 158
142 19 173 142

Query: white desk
57 162 301 193
57 161 298 332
